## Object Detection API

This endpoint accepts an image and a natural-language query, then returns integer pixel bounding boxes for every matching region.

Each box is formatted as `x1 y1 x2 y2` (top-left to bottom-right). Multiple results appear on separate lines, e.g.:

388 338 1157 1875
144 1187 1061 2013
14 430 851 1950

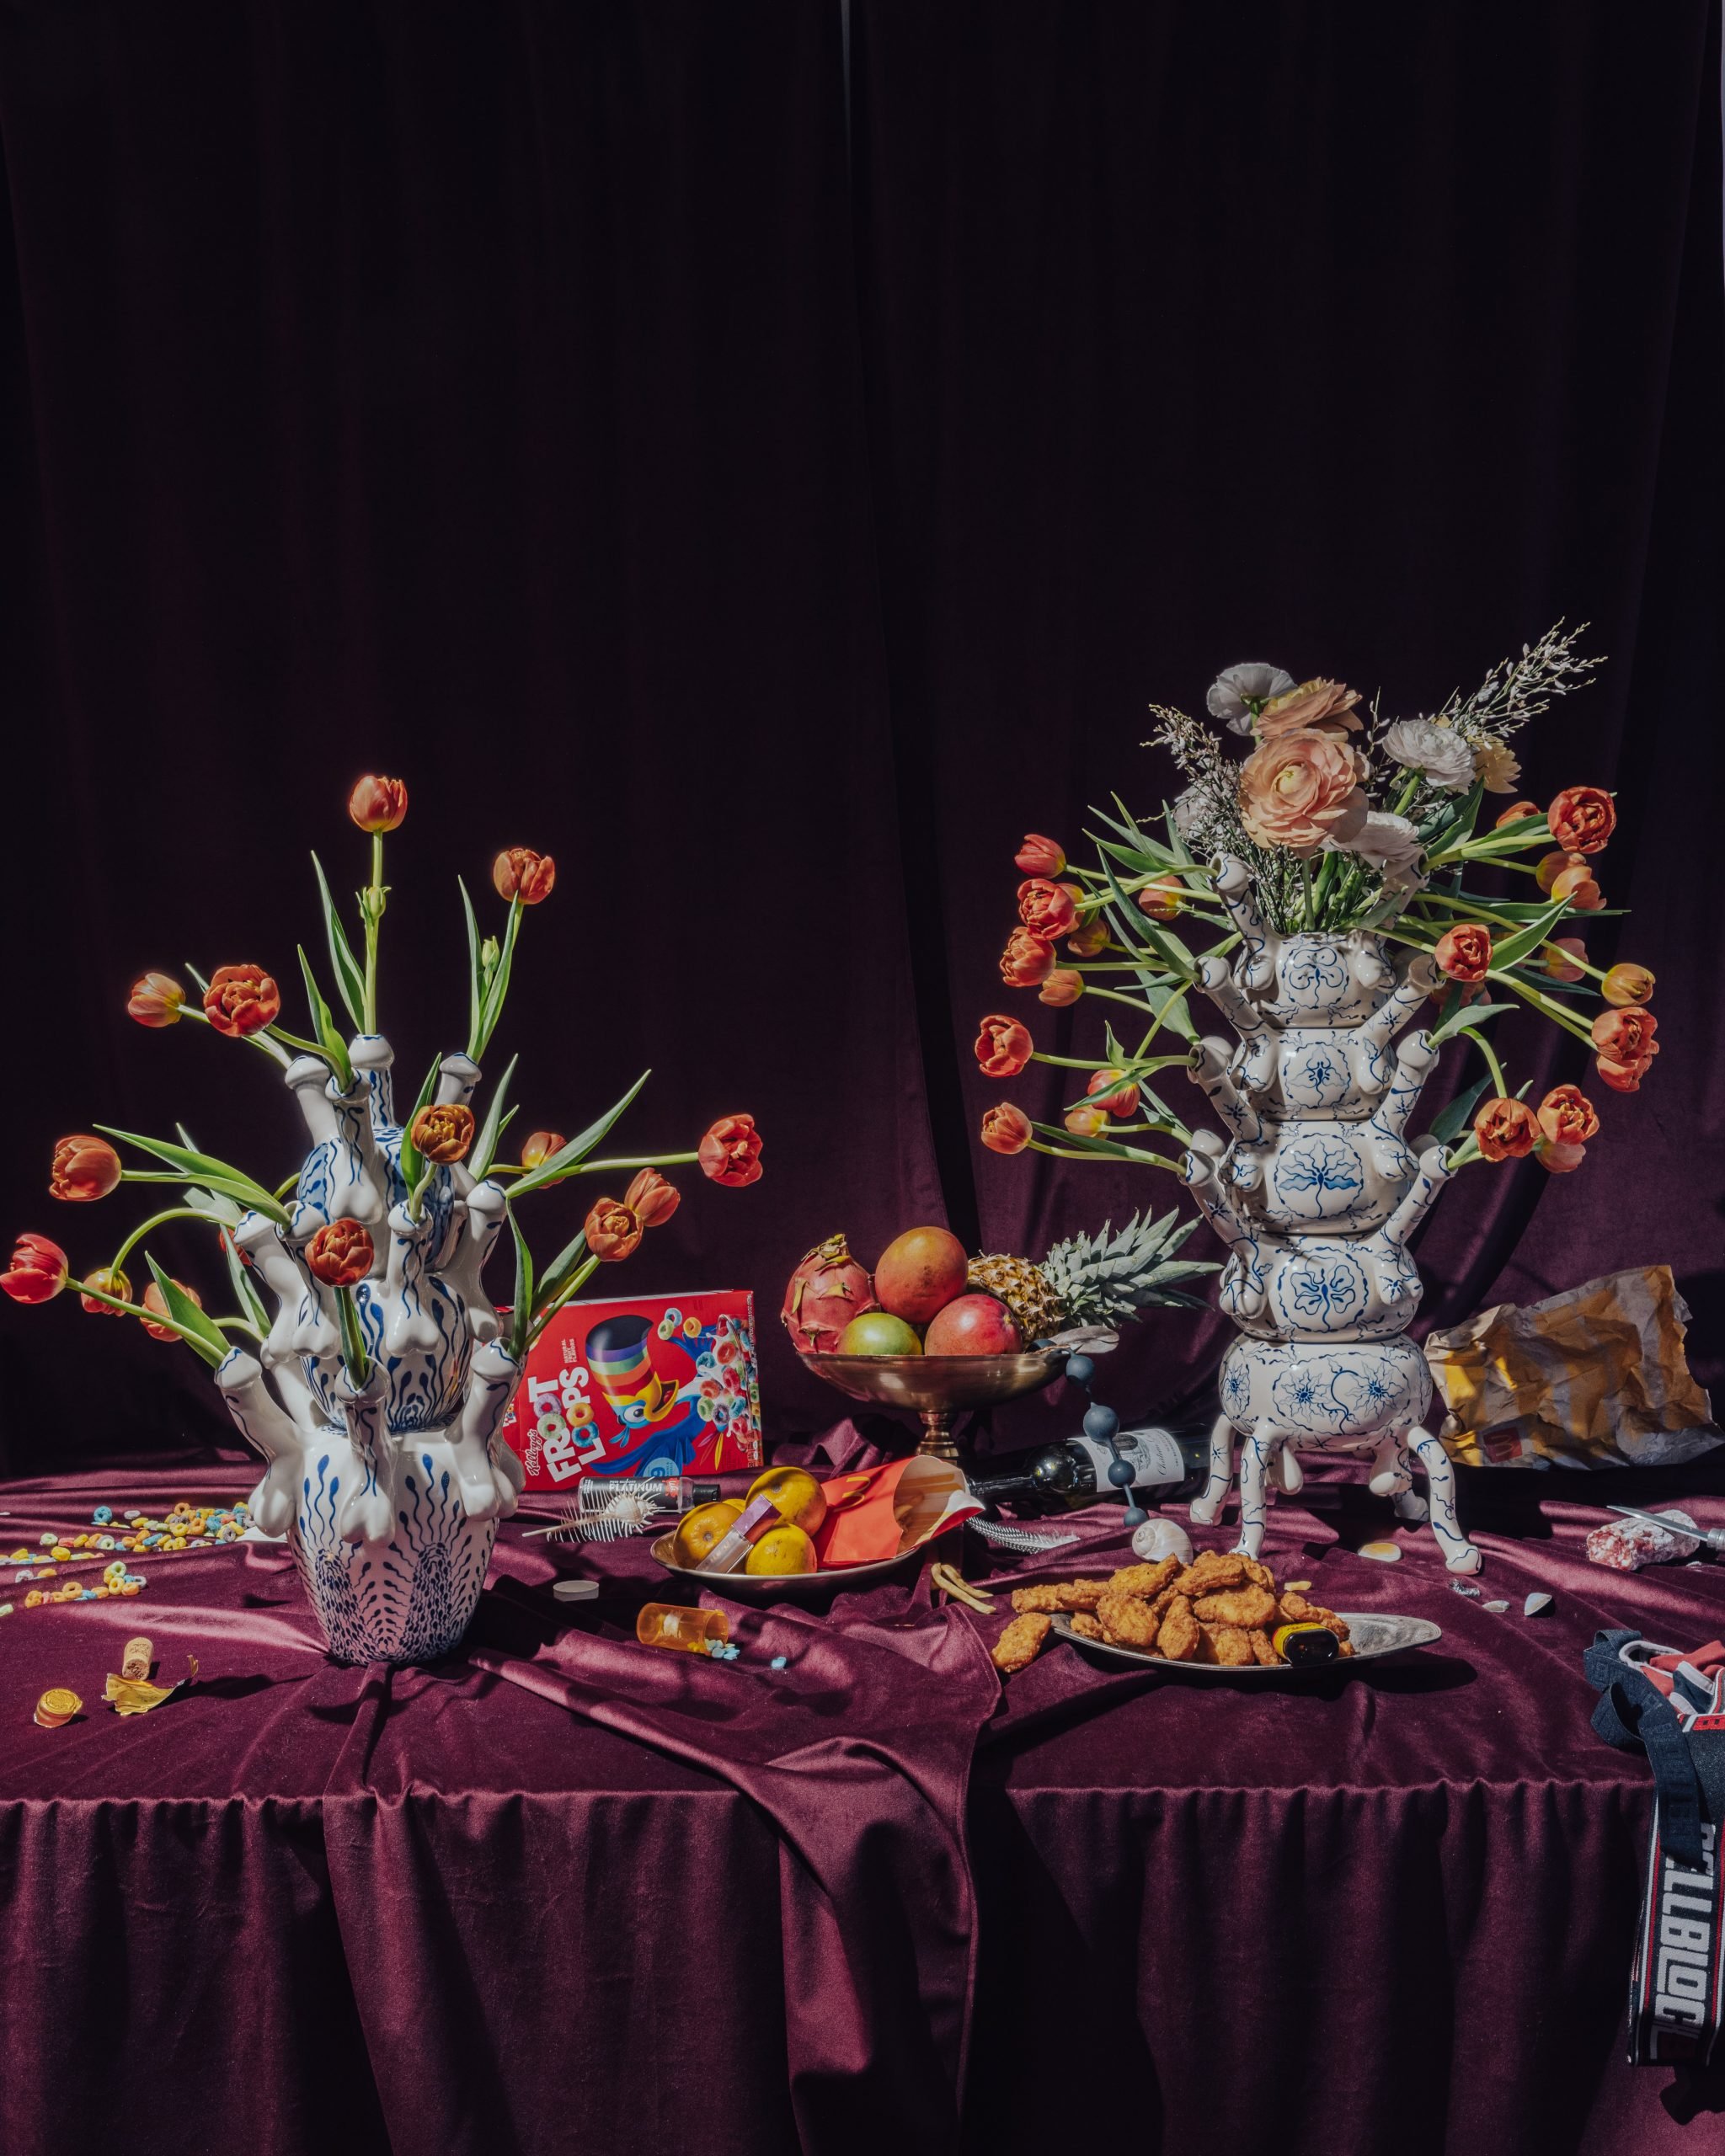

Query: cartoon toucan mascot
585 1313 698 1430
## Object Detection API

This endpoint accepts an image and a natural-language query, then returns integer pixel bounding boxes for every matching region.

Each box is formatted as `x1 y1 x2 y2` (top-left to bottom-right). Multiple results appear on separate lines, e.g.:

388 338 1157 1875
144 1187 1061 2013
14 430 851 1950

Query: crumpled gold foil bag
1425 1264 1720 1469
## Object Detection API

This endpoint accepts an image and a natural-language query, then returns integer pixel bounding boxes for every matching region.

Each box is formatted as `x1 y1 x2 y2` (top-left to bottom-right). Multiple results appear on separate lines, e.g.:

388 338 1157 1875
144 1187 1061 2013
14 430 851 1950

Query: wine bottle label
1075 1427 1188 1489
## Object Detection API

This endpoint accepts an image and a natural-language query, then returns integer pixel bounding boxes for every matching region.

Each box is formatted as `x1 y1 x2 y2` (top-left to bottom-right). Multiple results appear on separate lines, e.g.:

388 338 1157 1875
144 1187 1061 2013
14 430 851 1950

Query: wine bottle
967 1426 1210 1509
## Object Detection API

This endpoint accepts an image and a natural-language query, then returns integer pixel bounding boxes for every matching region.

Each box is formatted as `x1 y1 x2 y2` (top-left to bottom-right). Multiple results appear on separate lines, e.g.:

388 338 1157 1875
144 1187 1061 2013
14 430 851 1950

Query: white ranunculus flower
1323 811 1427 891
1382 718 1476 792
1206 663 1295 736
1169 784 1209 837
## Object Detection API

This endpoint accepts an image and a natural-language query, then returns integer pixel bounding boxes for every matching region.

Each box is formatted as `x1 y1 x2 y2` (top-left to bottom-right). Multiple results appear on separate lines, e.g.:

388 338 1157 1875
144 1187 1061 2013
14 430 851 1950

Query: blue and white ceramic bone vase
1181 857 1482 1573
214 1033 524 1662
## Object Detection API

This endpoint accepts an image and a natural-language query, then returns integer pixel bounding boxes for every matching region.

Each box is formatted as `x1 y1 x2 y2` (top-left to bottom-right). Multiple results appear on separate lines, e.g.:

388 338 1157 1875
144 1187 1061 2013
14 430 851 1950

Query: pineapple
969 1209 1217 1342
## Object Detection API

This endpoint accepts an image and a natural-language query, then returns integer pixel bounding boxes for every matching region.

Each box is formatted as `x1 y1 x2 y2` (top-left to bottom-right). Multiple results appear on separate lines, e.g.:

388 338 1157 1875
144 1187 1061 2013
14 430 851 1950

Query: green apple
836 1310 923 1356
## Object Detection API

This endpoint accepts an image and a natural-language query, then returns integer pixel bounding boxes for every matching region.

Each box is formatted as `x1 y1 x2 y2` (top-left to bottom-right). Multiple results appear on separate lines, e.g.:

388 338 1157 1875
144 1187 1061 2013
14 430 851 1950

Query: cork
120 1636 152 1681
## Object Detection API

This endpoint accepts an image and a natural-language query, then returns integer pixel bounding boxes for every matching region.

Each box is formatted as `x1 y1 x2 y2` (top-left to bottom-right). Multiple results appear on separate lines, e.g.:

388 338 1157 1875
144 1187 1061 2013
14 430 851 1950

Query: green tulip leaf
510 1070 651 1197
311 852 366 1030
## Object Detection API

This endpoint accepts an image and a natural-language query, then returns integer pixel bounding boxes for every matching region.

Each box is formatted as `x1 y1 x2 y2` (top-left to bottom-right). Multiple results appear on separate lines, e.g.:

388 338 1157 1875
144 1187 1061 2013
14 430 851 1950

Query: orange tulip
585 1198 643 1262
1014 835 1065 877
204 964 281 1038
1602 963 1654 1007
409 1103 476 1165
1000 929 1057 987
142 1278 201 1341
1536 1085 1599 1147
127 972 186 1027
1535 1139 1587 1174
1064 1104 1109 1138
975 1016 1034 1078
698 1114 763 1187
348 775 409 833
1473 1097 1539 1161
1086 1069 1140 1118
1135 875 1185 921
1017 879 1078 941
1434 924 1493 984
50 1135 122 1203
1541 938 1588 985
493 847 556 905
1551 861 1603 910
980 1103 1032 1155
1591 1007 1657 1064
1547 785 1616 857
1493 801 1541 830
624 1168 681 1229
1596 1054 1654 1094
1065 916 1109 958
1038 968 1084 1006
1 1233 68 1305
304 1220 376 1287
520 1131 566 1171
79 1265 132 1315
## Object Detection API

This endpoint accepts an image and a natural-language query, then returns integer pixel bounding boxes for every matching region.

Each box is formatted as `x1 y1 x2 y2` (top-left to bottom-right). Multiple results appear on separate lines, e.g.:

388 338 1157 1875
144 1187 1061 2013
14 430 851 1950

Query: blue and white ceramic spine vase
215 1036 525 1662
1180 859 1482 1573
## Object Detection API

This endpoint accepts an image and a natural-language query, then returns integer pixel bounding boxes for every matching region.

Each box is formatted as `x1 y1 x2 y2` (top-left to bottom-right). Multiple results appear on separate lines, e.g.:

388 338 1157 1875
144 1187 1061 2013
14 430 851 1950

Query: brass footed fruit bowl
798 1348 1069 1460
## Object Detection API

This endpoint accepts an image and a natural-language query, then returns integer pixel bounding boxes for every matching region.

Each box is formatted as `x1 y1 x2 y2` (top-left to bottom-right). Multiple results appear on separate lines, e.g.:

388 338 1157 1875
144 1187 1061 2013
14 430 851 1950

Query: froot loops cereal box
499 1290 761 1489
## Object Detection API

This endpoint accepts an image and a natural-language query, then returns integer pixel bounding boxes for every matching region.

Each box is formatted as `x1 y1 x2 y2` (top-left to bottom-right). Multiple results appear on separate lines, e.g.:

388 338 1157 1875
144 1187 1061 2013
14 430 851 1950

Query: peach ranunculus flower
1237 730 1369 857
980 1103 1032 1155
1256 679 1362 739
1475 741 1521 795
1536 1085 1599 1147
1547 786 1616 856
1434 923 1493 984
1602 962 1654 1006
1473 1097 1539 1161
1038 968 1084 1006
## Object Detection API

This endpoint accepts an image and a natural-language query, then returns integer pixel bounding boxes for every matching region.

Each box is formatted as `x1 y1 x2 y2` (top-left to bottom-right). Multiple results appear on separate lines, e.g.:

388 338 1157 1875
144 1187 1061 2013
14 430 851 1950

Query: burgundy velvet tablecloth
3 1454 1724 2156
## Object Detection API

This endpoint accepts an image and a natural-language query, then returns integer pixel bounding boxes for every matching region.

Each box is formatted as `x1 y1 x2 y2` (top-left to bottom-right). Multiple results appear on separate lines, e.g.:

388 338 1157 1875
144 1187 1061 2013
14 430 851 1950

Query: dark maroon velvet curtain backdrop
0 1 1720 1474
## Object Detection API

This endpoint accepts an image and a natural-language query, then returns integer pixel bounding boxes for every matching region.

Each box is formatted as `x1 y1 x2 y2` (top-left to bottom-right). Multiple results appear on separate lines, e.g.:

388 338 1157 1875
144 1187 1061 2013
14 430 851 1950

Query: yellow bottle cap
34 1688 83 1728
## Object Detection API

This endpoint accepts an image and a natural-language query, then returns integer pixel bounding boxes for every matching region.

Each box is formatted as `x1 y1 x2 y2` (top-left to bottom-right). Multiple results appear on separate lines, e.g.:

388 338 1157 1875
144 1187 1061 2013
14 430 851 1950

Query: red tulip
1065 917 1109 958
975 1015 1034 1078
1536 1085 1599 1147
127 972 186 1027
625 1168 681 1229
1434 924 1493 985
142 1278 201 1341
1000 929 1057 988
1 1233 68 1305
1493 801 1541 829
698 1114 763 1187
1014 835 1066 877
204 964 281 1038
1135 876 1185 921
1547 785 1616 857
79 1265 131 1315
50 1135 122 1203
520 1130 566 1171
1038 968 1084 1007
980 1103 1032 1155
348 775 409 833
304 1219 376 1287
1017 879 1079 941
493 847 557 905
585 1198 643 1262
409 1103 475 1165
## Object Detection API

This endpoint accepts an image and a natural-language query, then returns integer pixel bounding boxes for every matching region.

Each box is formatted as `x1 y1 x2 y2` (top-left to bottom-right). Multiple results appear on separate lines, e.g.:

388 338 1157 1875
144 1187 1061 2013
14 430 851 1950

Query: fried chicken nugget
1068 1613 1104 1640
1199 1624 1256 1668
1247 1628 1280 1668
1172 1551 1248 1598
1242 1557 1277 1592
1011 1578 1110 1614
992 1612 1052 1673
1106 1557 1178 1599
1191 1584 1279 1630
1153 1594 1200 1662
1095 1590 1164 1649
1279 1591 1351 1641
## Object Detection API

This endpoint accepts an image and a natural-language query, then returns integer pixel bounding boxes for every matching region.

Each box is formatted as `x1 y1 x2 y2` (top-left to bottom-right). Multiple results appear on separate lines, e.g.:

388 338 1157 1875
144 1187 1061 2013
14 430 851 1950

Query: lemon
670 1499 745 1568
743 1523 818 1576
745 1465 829 1535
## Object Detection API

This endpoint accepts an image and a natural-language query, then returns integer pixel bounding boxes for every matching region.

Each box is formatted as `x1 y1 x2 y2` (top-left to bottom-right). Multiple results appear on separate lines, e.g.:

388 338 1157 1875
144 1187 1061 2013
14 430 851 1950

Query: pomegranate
923 1294 1021 1356
782 1233 879 1354
873 1225 969 1326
